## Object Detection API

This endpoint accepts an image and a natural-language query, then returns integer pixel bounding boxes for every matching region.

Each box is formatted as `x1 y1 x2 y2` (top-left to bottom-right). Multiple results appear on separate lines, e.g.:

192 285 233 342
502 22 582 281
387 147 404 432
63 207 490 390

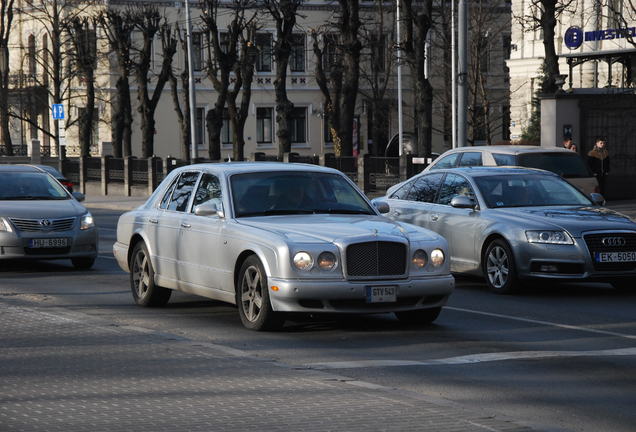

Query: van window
458 152 482 167
518 153 592 178
430 153 459 170
492 153 516 166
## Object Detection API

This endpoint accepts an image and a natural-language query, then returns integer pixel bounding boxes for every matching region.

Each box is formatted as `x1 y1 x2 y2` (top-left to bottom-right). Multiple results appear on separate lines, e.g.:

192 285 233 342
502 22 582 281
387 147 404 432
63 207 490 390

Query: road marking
446 306 636 340
304 347 636 370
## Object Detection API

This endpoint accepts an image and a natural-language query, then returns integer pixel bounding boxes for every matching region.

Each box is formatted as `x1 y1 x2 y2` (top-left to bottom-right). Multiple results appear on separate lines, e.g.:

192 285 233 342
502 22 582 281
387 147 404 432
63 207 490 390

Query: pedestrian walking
587 138 610 195
563 137 577 152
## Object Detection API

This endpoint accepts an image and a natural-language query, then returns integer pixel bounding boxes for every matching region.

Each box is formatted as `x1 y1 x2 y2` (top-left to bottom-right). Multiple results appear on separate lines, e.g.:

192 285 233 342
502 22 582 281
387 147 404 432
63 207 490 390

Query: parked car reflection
375 167 636 293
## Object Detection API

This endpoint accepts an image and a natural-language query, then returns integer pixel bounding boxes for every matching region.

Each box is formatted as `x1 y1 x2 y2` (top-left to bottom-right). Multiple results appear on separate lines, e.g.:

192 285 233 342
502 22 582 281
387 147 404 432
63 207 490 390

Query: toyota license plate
595 251 636 263
366 286 397 303
29 238 69 248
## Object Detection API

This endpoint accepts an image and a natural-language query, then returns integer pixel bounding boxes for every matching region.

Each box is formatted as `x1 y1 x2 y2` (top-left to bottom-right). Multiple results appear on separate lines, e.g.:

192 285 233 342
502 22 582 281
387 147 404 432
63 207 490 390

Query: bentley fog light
317 252 337 271
0 217 12 232
430 249 445 267
525 230 573 245
80 213 95 230
412 249 428 268
293 251 314 271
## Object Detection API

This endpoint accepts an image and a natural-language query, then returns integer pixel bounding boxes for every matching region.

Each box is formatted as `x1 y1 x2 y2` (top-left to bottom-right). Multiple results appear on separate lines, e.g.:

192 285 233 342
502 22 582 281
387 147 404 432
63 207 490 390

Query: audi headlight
430 249 445 267
80 213 95 230
412 249 428 269
293 251 314 271
525 230 573 245
0 217 12 232
317 252 337 271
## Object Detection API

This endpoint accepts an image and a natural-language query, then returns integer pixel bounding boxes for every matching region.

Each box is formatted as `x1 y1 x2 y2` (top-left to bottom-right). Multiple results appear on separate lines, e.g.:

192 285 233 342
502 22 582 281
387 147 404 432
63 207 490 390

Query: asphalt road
1 208 635 432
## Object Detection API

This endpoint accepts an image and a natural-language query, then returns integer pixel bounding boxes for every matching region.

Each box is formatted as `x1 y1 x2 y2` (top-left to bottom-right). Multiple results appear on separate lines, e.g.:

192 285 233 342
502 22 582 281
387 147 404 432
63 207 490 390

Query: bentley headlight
430 249 445 267
317 252 337 271
525 230 573 245
293 251 314 271
80 213 95 230
0 217 12 232
412 249 428 269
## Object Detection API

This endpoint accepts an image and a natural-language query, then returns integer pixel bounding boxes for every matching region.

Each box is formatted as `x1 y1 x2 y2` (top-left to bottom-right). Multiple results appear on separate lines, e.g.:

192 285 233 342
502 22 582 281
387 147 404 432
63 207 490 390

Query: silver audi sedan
0 165 97 269
374 167 636 294
113 163 454 330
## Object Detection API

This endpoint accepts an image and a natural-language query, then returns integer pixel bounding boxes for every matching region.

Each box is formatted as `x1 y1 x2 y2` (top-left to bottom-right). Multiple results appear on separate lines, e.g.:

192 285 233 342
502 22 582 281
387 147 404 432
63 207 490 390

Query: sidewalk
0 299 534 432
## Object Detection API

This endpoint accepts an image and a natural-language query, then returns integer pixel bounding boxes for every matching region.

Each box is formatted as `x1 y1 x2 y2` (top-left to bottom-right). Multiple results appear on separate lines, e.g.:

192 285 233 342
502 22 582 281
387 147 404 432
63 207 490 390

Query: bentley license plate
366 286 397 303
595 251 636 263
29 238 69 248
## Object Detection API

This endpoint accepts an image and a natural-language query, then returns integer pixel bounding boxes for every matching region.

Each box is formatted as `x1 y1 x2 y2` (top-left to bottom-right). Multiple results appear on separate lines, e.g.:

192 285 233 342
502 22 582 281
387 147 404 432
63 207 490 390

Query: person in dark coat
587 138 610 195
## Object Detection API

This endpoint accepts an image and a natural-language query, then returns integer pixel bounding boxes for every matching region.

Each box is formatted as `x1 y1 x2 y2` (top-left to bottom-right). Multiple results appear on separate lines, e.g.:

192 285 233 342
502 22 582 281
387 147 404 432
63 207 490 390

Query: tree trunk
79 70 95 157
0 83 12 155
541 0 560 94
140 107 155 158
206 107 223 160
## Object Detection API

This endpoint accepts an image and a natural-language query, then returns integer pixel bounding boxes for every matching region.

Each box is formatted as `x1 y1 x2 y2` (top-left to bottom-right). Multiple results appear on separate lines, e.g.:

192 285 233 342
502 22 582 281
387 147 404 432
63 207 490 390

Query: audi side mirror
450 195 476 209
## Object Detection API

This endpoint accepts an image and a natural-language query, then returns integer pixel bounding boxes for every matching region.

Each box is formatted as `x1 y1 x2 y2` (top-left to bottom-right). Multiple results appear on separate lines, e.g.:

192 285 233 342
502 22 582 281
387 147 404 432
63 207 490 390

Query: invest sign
565 25 636 49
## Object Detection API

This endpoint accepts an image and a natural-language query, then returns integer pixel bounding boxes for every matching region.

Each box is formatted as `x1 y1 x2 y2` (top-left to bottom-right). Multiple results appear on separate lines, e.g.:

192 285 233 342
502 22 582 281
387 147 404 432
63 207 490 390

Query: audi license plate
366 286 397 303
595 251 636 263
29 238 69 248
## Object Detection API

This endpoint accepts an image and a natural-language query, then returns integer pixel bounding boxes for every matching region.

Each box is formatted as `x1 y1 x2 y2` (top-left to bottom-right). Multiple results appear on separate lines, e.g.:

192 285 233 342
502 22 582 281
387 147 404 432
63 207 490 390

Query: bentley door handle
391 210 401 217
181 223 192 228
148 218 159 224
430 214 439 221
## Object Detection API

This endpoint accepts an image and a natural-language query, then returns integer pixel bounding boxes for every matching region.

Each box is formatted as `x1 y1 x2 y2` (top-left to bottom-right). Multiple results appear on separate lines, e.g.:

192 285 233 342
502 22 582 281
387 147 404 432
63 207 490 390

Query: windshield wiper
238 209 314 217
312 209 372 215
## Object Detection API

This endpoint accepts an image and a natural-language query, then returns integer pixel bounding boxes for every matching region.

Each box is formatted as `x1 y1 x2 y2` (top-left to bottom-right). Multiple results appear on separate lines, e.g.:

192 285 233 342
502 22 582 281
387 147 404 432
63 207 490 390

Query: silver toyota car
374 167 636 294
113 163 454 330
0 165 97 269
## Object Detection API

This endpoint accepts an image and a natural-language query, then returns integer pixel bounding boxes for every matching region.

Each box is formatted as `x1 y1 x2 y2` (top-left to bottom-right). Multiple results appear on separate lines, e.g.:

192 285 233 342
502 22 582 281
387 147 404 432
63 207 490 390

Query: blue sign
52 104 65 120
585 26 636 42
564 26 583 50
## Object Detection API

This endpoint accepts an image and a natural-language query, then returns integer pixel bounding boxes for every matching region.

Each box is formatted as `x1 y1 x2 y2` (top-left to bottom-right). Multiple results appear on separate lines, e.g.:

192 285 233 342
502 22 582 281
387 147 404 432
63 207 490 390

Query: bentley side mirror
194 201 224 218
72 192 85 202
590 193 606 206
450 195 476 209
373 200 390 214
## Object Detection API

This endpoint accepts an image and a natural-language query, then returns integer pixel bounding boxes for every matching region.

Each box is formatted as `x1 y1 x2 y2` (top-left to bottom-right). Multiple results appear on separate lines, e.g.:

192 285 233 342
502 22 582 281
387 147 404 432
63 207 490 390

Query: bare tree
169 23 193 162
227 25 258 161
312 0 362 157
100 8 136 157
263 0 302 159
19 0 99 157
401 0 434 156
515 0 577 94
0 0 15 155
358 0 395 155
603 0 636 47
65 16 98 156
130 6 177 158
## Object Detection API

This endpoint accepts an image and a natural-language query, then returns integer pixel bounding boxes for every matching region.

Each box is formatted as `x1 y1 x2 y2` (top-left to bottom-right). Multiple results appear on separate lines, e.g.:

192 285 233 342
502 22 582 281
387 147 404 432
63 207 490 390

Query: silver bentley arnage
113 163 454 330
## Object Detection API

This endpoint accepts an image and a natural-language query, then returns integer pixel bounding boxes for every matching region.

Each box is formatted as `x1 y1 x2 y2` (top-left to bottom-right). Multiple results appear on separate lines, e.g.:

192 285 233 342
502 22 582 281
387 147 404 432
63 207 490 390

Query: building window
255 33 273 72
472 106 487 142
290 33 305 72
323 34 340 71
370 33 386 73
290 107 307 143
502 105 511 141
256 107 273 143
220 32 229 54
196 107 205 147
192 32 203 71
478 35 489 74
28 35 37 76
323 113 333 145
77 107 99 150
221 108 232 145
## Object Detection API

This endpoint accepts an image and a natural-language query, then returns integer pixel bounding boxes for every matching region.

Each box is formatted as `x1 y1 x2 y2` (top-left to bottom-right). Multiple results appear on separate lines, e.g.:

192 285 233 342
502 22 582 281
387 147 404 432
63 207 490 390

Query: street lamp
184 0 198 162
396 0 404 157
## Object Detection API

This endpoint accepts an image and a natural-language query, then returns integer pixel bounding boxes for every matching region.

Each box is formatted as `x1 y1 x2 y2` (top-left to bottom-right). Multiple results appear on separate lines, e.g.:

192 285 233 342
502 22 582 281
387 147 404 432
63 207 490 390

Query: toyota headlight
0 217 12 232
80 213 95 230
293 251 314 271
430 249 445 267
525 230 573 245
412 249 428 269
317 252 337 271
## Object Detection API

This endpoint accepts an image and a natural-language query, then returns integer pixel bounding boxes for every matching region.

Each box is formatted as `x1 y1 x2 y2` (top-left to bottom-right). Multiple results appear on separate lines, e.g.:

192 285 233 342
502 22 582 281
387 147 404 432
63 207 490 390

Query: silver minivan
424 146 599 195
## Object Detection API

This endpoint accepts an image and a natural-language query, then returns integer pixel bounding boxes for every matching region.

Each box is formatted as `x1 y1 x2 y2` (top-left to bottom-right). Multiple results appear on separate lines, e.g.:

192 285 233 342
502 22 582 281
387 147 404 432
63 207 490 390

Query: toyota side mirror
72 192 85 202
590 193 606 206
373 200 390 214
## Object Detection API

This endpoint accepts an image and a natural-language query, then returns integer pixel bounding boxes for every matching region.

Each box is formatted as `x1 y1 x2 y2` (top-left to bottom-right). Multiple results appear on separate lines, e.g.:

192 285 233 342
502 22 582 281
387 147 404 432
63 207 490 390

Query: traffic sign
52 104 65 120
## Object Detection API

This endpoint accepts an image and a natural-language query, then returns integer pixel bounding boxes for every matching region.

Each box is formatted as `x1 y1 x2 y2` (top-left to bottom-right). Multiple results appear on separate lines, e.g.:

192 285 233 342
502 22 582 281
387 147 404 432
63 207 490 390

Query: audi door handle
431 214 439 221
148 218 158 224
181 223 192 229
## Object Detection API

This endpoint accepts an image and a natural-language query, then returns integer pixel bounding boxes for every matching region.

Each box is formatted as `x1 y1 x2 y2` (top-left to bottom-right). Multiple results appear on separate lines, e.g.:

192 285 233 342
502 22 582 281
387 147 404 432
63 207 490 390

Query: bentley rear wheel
130 242 171 307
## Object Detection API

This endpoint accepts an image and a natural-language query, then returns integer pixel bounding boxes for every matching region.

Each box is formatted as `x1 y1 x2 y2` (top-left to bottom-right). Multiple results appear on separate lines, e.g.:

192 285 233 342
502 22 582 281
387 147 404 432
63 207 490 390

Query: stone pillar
399 154 412 182
357 154 370 193
148 157 158 195
79 156 87 195
124 156 133 197
282 152 291 163
101 155 111 196
29 140 41 164
319 155 326 166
